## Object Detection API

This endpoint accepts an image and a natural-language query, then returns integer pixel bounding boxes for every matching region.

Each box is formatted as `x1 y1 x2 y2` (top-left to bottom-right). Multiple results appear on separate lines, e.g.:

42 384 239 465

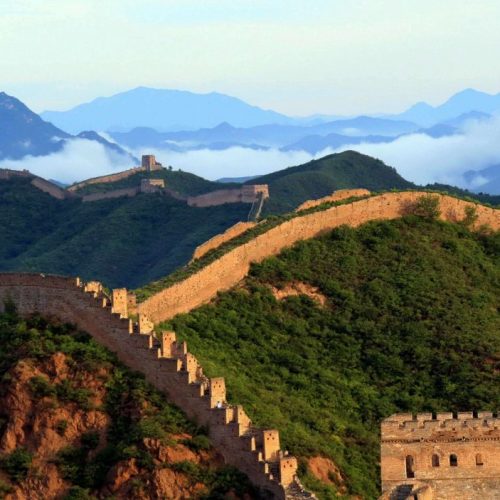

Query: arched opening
476 454 484 466
432 454 440 467
450 454 458 467
406 455 415 478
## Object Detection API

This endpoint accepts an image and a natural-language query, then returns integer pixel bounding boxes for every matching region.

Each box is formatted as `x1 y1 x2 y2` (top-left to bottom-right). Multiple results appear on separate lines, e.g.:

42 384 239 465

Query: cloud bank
0 138 133 184
1 117 499 193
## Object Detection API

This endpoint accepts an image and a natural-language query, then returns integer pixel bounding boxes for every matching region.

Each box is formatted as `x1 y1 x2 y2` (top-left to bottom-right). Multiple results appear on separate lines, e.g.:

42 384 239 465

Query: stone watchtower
380 412 500 499
141 154 162 172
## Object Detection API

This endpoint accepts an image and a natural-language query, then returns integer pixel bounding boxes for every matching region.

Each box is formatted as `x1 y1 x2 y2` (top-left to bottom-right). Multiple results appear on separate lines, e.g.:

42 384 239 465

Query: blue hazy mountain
0 91 70 159
391 89 500 126
464 164 500 195
0 91 134 163
41 87 293 134
111 116 418 152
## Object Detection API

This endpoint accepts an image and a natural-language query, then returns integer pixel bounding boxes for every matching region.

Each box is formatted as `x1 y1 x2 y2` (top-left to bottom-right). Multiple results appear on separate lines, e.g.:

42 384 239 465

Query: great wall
380 412 500 499
0 154 269 214
135 191 500 323
0 190 498 498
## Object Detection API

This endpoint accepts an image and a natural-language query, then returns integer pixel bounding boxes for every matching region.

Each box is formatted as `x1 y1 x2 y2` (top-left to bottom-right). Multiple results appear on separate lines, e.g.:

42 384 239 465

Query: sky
2 0 500 116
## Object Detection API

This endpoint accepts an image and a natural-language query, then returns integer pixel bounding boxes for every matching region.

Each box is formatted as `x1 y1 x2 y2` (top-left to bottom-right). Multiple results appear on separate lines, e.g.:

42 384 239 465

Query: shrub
461 205 478 227
0 447 33 482
410 194 441 219
29 375 56 398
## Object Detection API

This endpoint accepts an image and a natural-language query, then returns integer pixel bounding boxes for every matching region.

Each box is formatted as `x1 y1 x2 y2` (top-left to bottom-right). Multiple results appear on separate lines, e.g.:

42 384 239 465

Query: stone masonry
380 412 500 500
0 273 313 500
137 192 500 323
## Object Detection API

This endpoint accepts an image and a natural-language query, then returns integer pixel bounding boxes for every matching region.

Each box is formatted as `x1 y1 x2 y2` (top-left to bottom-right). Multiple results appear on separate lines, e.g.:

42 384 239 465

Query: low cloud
2 117 499 191
318 116 500 189
0 138 132 184
129 146 313 180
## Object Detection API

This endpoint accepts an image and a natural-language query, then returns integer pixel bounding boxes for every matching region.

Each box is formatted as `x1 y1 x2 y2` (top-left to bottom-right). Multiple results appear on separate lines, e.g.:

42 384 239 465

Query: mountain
0 92 135 164
391 89 500 126
166 216 500 498
0 172 248 288
281 132 395 154
251 151 415 214
41 87 293 134
0 311 252 498
463 164 500 195
111 116 419 153
0 91 70 160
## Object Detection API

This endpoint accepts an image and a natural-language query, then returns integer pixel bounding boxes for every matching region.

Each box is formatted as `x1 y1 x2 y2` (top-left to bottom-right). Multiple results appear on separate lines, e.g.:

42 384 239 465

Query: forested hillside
162 216 500 499
0 177 248 288
250 151 500 214
0 311 252 498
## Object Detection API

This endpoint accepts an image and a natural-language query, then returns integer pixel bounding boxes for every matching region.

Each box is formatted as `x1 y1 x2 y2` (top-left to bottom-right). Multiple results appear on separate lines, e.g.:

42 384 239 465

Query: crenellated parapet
381 412 500 499
381 412 500 442
0 273 306 499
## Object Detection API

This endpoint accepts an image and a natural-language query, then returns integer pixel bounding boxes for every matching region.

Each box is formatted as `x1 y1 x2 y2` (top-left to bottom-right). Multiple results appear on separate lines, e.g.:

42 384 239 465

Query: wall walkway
137 192 500 323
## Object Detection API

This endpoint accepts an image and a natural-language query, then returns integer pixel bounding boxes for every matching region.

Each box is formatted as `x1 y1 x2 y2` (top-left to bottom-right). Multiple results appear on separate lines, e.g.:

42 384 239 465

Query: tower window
476 454 483 466
432 454 440 467
406 455 415 478
450 454 458 467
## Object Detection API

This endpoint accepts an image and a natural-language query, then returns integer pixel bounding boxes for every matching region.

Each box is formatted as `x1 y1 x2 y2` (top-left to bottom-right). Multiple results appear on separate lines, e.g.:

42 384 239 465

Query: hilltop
162 215 500 498
0 152 499 290
252 151 414 214
0 310 252 498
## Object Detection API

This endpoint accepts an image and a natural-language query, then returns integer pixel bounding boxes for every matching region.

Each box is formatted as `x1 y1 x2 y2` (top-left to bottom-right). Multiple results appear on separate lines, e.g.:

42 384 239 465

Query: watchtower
141 154 162 172
380 412 500 499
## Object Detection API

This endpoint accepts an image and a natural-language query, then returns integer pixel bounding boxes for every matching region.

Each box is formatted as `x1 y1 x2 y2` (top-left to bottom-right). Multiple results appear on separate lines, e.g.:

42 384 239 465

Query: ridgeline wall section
137 192 500 323
0 273 309 500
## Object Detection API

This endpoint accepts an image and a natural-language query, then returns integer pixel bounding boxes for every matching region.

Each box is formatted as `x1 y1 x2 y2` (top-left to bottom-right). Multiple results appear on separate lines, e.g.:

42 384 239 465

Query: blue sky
1 0 500 115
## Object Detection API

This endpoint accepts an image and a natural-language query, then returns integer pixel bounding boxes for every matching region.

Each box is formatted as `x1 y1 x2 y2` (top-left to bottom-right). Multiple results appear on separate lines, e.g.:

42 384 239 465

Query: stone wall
30 177 69 200
0 273 304 499
295 188 371 211
380 412 500 500
67 166 146 192
191 221 257 261
187 184 269 208
82 187 139 203
137 192 500 323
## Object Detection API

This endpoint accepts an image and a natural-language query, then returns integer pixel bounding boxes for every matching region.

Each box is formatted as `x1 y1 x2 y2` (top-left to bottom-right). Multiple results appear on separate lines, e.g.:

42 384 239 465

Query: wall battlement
0 273 309 499
381 412 500 499
137 192 500 323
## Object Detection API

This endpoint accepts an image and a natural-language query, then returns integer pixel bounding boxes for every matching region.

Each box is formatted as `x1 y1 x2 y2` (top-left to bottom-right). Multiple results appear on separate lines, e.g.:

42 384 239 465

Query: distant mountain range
387 89 500 126
0 92 136 163
41 87 293 134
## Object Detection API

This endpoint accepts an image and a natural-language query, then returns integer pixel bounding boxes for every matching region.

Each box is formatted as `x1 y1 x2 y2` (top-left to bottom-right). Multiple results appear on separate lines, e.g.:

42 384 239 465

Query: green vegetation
0 448 33 482
252 151 413 214
0 311 252 497
72 167 239 197
136 193 370 300
252 151 500 215
1 152 498 292
0 177 248 288
162 217 500 499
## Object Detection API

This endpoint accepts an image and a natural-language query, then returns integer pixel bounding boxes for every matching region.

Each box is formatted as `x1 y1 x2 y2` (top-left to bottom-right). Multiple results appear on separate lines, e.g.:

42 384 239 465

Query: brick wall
191 221 257 260
67 166 146 192
82 187 139 202
0 273 304 499
295 188 371 211
381 412 500 499
187 184 269 208
138 192 500 323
